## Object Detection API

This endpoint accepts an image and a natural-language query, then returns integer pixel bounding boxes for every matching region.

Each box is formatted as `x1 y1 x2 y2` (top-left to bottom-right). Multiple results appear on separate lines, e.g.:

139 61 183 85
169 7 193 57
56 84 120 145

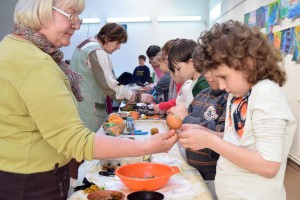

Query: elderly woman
0 0 178 199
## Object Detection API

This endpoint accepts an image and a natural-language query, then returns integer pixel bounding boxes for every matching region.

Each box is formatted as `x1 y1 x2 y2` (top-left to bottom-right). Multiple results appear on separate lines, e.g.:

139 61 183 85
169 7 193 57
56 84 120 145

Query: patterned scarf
229 89 252 137
12 24 84 102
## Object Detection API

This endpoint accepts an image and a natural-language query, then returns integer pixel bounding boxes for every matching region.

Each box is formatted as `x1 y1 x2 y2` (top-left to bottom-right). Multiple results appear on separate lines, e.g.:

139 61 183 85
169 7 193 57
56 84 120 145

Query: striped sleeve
88 50 133 101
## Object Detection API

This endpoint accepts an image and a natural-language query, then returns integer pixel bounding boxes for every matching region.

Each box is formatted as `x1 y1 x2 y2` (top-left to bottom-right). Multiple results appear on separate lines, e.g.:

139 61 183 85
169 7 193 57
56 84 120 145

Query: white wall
61 0 209 76
0 0 209 76
0 0 18 40
209 0 300 162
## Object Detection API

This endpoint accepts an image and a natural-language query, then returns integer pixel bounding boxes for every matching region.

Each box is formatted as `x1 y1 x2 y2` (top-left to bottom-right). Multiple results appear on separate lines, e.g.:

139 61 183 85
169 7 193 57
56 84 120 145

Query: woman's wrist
127 92 136 104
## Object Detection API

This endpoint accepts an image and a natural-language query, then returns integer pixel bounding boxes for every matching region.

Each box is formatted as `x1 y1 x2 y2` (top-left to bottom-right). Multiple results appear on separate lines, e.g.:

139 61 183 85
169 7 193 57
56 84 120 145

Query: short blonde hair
14 0 85 30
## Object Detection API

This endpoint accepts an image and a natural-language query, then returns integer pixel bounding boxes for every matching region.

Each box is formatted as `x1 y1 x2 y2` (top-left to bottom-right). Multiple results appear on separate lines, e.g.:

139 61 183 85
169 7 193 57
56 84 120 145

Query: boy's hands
178 127 211 150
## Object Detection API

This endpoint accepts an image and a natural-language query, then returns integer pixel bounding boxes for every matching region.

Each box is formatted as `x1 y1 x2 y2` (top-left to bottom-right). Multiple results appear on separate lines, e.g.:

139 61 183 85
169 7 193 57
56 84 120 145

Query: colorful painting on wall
292 26 300 61
268 1 279 25
274 31 282 49
264 5 271 33
281 28 294 53
256 6 265 27
248 10 257 26
268 32 275 44
288 0 300 19
244 13 250 24
279 0 289 18
243 0 300 61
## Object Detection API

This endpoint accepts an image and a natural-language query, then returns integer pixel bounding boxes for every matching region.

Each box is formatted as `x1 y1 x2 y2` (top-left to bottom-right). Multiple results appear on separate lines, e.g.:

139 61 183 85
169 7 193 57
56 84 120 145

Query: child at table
170 46 228 200
152 39 182 112
168 39 209 108
132 55 151 84
178 20 296 200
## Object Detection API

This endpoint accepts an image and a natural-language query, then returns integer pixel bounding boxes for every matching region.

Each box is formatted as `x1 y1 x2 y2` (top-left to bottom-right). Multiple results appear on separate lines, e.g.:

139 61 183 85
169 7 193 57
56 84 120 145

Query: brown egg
166 115 182 129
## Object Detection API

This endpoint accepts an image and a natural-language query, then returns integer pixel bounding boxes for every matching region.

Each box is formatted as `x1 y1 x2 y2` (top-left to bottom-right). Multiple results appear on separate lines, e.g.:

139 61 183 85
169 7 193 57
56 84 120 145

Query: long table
68 120 213 200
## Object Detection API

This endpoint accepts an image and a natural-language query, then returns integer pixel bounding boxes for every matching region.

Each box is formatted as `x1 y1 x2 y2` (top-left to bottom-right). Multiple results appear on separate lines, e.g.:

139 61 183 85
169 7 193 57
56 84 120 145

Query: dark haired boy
170 45 228 200
132 55 151 84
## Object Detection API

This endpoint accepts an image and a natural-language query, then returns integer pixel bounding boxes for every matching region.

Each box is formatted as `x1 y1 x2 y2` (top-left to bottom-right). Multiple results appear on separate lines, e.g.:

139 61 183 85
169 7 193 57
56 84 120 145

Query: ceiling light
157 16 201 22
210 3 222 20
106 17 151 23
82 18 100 24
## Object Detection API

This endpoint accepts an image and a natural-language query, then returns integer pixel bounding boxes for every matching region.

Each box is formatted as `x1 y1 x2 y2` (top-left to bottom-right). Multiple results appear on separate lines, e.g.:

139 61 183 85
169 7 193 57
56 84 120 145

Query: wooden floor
284 159 300 200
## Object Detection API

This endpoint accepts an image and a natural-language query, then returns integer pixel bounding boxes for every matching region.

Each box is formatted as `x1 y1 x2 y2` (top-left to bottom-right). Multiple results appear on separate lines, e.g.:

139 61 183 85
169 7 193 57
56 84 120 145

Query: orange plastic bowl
115 163 180 191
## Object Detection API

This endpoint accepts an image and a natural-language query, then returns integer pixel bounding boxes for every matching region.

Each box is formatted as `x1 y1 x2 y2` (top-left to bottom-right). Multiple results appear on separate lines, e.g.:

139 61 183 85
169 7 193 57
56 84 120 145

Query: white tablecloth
67 120 213 200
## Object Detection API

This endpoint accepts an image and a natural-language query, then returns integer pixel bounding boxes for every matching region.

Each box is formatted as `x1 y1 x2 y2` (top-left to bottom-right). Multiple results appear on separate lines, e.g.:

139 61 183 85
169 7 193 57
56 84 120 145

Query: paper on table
151 154 181 166
157 179 195 197
104 180 130 192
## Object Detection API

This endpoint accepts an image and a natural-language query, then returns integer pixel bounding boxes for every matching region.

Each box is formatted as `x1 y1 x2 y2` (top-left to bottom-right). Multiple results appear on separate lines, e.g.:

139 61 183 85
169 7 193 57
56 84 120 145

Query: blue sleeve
145 67 150 83
132 67 138 82
154 73 170 95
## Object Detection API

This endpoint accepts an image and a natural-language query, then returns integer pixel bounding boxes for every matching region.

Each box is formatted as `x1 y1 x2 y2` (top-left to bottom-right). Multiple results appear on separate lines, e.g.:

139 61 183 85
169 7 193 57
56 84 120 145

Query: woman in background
71 23 153 132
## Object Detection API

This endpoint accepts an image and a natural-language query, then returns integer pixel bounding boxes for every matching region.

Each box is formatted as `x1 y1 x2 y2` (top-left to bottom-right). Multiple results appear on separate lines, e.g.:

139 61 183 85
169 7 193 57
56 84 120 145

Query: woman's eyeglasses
52 6 83 25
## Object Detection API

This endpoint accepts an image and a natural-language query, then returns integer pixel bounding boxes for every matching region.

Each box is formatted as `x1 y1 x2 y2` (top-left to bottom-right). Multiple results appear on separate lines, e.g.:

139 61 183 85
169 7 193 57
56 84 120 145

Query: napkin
157 179 195 197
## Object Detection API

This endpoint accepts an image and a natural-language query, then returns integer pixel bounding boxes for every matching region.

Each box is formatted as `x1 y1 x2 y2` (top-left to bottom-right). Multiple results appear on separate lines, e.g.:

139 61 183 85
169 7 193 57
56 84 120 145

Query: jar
126 117 135 132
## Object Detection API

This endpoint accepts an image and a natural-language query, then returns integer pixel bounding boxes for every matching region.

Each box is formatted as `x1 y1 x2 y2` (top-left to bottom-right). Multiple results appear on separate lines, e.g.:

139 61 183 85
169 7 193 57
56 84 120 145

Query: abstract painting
274 31 282 49
280 0 289 18
268 32 275 45
288 0 300 19
248 10 257 26
292 26 300 61
281 28 294 53
244 13 250 25
268 1 279 25
256 6 265 27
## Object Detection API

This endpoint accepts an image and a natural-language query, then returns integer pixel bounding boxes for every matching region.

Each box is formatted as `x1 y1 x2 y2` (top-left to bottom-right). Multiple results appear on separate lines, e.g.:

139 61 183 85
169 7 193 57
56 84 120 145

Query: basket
103 123 126 135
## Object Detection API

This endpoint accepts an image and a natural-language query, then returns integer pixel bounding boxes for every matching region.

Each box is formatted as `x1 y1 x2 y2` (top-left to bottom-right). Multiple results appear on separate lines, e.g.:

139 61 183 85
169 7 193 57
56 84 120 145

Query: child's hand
169 103 188 120
153 104 160 112
140 93 154 103
178 123 204 131
143 84 154 92
178 128 210 150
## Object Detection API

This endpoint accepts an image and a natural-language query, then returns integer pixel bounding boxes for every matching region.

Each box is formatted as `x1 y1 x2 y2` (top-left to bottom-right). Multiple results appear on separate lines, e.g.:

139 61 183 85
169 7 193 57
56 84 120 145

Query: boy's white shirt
176 80 193 108
216 79 297 200
185 79 198 108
